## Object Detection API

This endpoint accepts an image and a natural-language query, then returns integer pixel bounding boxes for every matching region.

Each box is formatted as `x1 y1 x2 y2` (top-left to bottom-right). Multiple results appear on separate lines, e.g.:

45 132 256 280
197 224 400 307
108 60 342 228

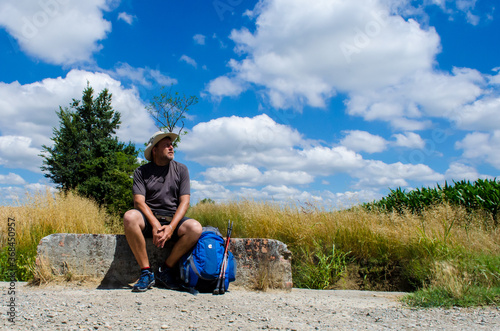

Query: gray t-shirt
132 160 190 216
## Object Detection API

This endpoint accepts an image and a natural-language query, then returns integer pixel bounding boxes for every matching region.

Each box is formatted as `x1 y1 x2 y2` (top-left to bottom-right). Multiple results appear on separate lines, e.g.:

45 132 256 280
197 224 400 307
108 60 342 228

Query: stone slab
36 233 293 290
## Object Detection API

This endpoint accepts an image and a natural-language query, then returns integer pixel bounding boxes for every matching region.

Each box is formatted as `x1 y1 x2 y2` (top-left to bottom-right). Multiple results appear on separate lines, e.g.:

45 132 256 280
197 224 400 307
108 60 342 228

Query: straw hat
144 131 178 161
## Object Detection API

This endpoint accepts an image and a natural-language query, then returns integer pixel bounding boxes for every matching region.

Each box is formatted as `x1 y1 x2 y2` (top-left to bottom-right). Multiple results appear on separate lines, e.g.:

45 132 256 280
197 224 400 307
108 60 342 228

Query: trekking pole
213 222 228 295
213 220 231 295
218 221 232 294
213 220 232 295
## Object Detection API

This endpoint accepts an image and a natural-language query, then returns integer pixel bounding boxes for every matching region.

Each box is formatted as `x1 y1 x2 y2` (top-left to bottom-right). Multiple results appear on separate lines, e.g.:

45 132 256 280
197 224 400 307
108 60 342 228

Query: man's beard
155 153 174 164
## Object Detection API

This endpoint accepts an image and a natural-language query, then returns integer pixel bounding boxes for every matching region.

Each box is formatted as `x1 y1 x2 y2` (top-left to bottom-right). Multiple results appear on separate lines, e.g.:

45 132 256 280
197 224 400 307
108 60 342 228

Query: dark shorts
136 209 191 242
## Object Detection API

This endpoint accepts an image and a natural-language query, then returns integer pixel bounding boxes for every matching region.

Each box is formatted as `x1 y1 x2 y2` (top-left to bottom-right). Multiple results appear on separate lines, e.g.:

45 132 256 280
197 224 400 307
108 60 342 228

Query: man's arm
133 194 169 248
169 194 190 230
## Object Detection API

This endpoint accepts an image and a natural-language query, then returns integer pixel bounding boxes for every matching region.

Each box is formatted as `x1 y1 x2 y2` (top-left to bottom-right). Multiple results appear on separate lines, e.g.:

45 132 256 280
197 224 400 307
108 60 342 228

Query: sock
141 267 151 274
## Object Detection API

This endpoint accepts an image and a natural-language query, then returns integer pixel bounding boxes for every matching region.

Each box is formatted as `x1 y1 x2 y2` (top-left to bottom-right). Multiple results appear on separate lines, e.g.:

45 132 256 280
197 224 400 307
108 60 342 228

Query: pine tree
41 84 141 216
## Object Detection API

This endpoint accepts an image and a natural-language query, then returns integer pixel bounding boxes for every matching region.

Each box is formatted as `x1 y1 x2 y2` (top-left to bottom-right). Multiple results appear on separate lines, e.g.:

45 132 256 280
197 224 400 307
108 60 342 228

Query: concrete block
36 233 293 290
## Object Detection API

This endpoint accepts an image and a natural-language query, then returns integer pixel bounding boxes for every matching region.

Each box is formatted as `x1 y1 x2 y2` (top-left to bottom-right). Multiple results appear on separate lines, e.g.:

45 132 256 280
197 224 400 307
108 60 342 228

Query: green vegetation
40 84 141 217
363 179 499 228
188 197 499 307
1 181 498 308
293 240 351 289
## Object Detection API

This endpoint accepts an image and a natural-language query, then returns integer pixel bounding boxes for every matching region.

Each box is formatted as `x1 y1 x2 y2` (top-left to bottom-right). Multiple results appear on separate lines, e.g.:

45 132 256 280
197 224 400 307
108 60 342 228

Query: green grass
1 189 499 308
404 285 500 308
293 240 351 289
188 199 500 306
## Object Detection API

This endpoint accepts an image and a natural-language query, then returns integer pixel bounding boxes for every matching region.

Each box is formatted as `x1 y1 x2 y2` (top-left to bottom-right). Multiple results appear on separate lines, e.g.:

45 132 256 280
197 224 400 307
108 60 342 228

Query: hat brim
144 131 179 161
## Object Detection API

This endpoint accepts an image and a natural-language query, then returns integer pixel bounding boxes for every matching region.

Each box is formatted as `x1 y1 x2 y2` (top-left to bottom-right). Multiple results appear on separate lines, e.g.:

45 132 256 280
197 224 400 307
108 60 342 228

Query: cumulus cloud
208 0 442 109
297 146 364 176
453 97 500 131
205 0 494 133
392 132 426 149
0 172 27 185
206 76 245 99
444 162 487 181
346 68 483 130
0 69 156 173
182 114 444 195
190 180 233 202
455 131 500 169
0 0 114 65
182 114 304 167
340 130 387 153
0 136 43 172
202 164 314 186
351 160 444 188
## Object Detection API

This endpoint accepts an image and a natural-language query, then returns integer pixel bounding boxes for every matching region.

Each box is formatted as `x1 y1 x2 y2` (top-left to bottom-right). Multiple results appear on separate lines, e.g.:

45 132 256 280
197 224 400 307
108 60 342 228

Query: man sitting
123 131 202 292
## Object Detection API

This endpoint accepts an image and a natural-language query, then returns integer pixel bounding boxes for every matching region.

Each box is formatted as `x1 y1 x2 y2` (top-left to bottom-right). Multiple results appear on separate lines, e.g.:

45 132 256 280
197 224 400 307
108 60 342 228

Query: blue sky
0 0 499 208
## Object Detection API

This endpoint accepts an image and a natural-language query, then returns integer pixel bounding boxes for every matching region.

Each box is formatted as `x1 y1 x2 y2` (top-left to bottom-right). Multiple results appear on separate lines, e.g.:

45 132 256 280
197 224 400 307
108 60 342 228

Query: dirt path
1 282 499 330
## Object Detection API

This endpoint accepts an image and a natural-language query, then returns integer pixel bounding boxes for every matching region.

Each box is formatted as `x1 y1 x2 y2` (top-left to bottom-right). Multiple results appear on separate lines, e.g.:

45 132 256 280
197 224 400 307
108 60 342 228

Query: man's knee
123 209 144 230
179 219 202 239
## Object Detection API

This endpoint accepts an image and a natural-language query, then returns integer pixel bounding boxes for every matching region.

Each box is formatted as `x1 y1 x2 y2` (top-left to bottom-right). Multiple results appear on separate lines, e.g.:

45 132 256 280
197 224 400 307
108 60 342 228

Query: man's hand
152 224 173 248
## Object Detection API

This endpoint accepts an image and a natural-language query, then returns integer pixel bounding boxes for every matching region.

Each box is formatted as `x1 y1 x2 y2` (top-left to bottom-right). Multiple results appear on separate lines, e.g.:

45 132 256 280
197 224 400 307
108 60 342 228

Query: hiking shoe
132 270 155 292
155 265 180 290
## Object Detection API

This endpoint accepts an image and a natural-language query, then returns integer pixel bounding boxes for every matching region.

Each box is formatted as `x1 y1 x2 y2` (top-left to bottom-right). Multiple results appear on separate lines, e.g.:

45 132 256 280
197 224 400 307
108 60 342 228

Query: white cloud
190 180 233 202
206 76 245 99
193 34 206 45
118 12 135 25
346 68 483 129
351 160 444 188
0 186 27 201
444 162 486 182
297 146 364 176
182 114 303 167
453 97 500 131
0 0 114 64
262 185 323 202
0 69 156 173
180 55 197 68
489 68 500 85
190 178 381 208
208 0 441 110
322 189 381 208
340 130 387 153
0 172 27 185
0 136 44 172
182 115 443 196
392 132 425 149
398 0 483 25
0 183 57 203
109 62 177 87
206 0 494 133
202 164 314 186
456 131 500 169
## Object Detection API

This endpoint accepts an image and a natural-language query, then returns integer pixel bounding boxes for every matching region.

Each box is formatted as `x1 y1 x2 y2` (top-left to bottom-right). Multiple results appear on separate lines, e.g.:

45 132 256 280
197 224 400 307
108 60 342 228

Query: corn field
363 179 500 227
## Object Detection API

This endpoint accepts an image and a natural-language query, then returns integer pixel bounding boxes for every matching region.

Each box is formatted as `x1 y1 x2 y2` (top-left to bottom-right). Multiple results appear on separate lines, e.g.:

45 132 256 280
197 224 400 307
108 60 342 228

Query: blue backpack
179 226 236 294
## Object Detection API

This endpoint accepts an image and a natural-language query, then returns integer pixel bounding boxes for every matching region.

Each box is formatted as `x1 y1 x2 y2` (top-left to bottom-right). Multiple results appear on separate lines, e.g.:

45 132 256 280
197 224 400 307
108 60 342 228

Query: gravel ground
1 282 499 330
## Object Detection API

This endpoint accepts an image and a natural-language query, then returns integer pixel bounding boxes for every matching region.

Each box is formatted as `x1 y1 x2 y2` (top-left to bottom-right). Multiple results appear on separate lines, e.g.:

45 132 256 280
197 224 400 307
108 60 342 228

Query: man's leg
123 209 149 269
165 219 202 268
